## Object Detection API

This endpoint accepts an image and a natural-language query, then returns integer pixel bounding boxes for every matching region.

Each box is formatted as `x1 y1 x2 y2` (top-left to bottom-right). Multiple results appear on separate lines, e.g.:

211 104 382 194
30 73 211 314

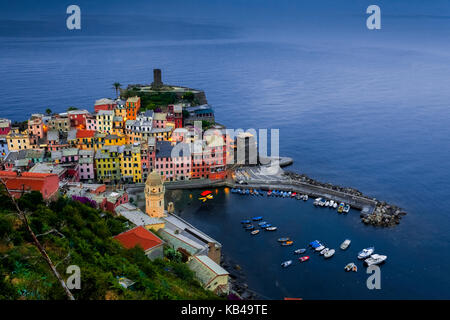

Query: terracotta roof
114 226 163 251
0 171 58 194
76 129 96 139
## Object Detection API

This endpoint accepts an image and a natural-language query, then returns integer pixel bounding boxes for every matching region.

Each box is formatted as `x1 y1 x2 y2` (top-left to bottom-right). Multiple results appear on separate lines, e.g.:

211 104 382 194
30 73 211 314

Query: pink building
152 112 167 129
78 149 95 181
28 114 45 139
86 114 97 131
154 141 191 181
0 118 11 135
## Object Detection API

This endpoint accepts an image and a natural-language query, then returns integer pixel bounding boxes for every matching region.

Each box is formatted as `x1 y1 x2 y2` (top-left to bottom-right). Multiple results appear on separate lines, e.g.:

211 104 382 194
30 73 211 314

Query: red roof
0 171 59 197
114 226 163 251
76 129 96 139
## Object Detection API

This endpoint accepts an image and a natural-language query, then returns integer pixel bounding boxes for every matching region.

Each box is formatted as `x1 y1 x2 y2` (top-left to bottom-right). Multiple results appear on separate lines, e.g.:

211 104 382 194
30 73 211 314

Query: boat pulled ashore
364 254 387 266
340 239 351 250
358 247 375 259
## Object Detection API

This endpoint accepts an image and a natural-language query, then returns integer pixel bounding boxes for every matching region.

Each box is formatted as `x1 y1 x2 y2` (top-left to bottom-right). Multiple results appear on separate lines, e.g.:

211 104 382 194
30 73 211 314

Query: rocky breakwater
283 171 407 227
361 202 407 227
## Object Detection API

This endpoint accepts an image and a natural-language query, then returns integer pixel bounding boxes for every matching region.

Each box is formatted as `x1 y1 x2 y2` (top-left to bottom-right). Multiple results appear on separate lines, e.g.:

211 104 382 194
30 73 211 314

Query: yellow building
112 116 124 135
119 144 142 183
96 110 114 134
95 145 121 183
6 132 31 151
145 170 165 218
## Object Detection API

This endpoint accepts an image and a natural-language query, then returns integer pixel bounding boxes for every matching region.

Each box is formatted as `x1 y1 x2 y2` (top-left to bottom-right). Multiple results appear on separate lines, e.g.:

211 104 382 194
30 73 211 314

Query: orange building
126 96 141 120
0 171 59 200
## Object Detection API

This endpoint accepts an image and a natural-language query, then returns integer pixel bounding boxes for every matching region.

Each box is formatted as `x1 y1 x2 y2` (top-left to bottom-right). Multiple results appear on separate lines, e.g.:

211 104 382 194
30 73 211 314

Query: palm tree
45 108 52 115
113 82 121 98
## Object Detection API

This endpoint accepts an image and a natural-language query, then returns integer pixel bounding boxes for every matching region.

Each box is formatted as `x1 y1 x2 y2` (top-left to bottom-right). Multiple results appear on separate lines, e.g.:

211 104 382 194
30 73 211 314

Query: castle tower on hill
145 170 165 218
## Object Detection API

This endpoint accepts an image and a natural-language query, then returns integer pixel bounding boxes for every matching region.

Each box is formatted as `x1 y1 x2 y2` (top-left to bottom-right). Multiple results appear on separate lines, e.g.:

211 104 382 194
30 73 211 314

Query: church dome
146 170 162 186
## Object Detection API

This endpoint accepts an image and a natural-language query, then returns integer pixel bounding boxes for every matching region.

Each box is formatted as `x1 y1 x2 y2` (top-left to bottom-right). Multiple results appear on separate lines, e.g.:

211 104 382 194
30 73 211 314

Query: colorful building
152 112 167 129
119 144 142 183
0 137 9 160
154 141 191 181
114 226 164 261
76 129 96 150
6 132 30 151
68 109 90 129
94 98 116 113
78 149 95 181
95 145 121 183
0 171 59 200
167 104 183 129
0 118 11 136
126 96 141 120
48 114 70 132
96 110 114 134
140 137 156 181
187 255 229 295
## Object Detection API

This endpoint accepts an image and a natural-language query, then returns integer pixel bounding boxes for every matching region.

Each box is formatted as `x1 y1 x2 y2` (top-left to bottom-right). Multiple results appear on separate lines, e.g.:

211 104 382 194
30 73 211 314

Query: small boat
315 245 325 251
252 216 263 221
320 248 329 255
343 204 350 214
340 239 351 250
260 223 271 228
310 240 322 248
265 226 277 231
281 260 293 268
314 198 322 205
365 254 387 266
338 203 344 213
325 201 330 207
245 225 255 231
294 248 306 254
243 223 253 228
324 249 335 258
329 200 335 207
251 230 260 235
303 195 308 201
296 194 302 200
358 247 375 259
333 202 337 208
299 256 310 262
291 192 297 197
278 237 290 242
344 263 358 272
282 240 294 246
267 190 272 196
241 219 251 224
258 221 268 226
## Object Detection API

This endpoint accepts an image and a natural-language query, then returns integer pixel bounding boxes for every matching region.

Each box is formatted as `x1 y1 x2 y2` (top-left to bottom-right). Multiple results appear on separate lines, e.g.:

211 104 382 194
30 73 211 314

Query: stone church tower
145 171 165 218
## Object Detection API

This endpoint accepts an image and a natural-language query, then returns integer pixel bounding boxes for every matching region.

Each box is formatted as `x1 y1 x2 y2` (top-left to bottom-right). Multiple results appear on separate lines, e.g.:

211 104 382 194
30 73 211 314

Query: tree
113 82 122 99
45 108 52 116
67 106 78 111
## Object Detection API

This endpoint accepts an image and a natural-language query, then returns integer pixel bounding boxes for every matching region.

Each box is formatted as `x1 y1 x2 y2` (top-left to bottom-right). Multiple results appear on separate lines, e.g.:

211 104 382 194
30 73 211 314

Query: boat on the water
251 230 260 235
241 219 251 224
294 248 306 254
315 245 325 251
282 240 294 246
281 260 292 268
324 249 335 258
358 247 375 259
345 263 358 272
267 190 272 196
303 195 308 201
245 225 255 231
320 248 329 255
252 216 263 221
265 226 277 231
310 240 322 248
278 237 290 242
258 221 268 226
260 223 271 228
365 254 387 266
329 200 335 207
340 239 351 250
314 198 322 206
343 204 350 214
338 203 345 213
333 202 337 208
299 256 310 262
325 201 330 207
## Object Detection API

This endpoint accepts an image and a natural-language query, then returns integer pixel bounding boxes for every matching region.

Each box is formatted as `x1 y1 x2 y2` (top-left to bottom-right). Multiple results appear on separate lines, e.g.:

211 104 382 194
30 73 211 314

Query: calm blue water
1 5 450 298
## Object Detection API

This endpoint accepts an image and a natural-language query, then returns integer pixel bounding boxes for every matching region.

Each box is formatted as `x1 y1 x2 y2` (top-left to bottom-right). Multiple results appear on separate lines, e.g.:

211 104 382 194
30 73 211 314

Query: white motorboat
325 201 330 207
343 204 350 213
320 248 329 255
333 202 338 208
329 200 335 207
324 249 335 258
365 254 387 266
281 260 293 268
314 198 322 206
303 195 308 201
340 239 351 250
358 247 375 259
315 245 325 252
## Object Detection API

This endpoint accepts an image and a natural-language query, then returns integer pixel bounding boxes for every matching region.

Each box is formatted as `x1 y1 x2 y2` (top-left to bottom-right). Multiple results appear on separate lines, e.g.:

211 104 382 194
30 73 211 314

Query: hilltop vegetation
0 189 218 300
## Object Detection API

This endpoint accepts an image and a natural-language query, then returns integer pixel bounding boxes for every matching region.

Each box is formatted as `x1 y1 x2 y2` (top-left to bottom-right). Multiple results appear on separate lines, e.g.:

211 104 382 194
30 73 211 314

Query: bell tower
145 170 165 218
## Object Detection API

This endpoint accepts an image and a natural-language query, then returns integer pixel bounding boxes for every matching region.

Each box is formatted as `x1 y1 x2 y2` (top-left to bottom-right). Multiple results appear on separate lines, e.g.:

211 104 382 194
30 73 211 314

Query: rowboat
252 216 263 221
265 226 277 231
251 230 260 235
294 248 306 254
345 263 357 272
241 219 251 224
281 260 293 267
340 239 351 250
324 249 335 258
282 240 294 246
278 237 290 242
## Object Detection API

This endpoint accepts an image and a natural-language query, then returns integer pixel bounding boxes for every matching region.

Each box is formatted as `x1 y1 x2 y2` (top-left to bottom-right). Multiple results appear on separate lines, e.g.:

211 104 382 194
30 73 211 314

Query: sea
1 3 450 299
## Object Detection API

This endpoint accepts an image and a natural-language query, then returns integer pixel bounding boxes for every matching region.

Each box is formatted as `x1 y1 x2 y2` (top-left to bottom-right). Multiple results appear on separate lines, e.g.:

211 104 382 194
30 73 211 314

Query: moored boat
294 248 306 254
258 221 268 226
282 240 294 246
245 225 255 231
241 219 251 224
344 263 357 272
338 203 345 213
299 256 310 262
314 198 322 206
267 190 272 196
278 237 290 242
265 226 277 231
315 245 325 251
340 239 351 250
343 204 350 214
309 240 322 248
364 254 387 266
357 247 375 259
333 202 337 208
303 195 308 201
324 249 335 258
320 248 329 255
251 229 260 235
252 216 263 221
281 260 292 268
